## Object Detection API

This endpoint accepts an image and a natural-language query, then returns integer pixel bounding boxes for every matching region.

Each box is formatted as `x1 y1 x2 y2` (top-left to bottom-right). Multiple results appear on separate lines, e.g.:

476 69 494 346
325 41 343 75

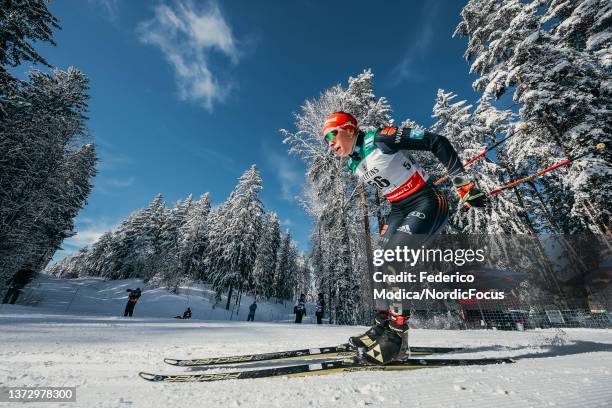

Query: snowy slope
12 274 300 322
1 276 611 407
1 305 611 408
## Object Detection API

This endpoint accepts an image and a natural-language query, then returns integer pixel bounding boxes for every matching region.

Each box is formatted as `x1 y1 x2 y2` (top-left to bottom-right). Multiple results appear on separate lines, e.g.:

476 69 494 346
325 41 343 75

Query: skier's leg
382 188 449 317
348 210 407 349
362 187 449 364
124 302 130 317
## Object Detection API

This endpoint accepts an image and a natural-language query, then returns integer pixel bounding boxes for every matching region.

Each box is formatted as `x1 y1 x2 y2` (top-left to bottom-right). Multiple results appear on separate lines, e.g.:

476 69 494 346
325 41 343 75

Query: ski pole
487 143 606 197
435 122 529 185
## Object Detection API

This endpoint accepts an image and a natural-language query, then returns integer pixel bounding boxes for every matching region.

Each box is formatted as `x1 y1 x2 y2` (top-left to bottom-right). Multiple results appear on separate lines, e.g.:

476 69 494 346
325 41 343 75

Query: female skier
322 111 486 364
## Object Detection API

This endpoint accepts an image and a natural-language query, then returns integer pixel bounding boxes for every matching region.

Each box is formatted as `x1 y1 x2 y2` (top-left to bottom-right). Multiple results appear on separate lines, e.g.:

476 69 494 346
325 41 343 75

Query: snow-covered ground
1 277 611 407
10 274 298 322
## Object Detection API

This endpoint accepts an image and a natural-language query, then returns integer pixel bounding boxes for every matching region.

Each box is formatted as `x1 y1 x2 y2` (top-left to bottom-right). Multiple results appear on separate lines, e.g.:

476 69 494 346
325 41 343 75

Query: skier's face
326 127 357 157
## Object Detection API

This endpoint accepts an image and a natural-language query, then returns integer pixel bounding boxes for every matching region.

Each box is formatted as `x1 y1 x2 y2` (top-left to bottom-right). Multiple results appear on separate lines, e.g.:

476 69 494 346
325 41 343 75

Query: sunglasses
324 129 339 143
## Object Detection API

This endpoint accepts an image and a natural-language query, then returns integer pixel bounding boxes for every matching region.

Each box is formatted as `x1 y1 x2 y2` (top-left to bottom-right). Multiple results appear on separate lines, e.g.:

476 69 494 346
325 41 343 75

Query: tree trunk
374 190 385 233
359 183 375 315
225 284 233 310
501 162 568 304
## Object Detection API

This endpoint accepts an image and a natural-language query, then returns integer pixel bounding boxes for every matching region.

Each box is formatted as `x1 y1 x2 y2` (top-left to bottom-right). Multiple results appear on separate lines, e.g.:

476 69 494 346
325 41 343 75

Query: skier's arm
373 126 465 176
374 126 487 208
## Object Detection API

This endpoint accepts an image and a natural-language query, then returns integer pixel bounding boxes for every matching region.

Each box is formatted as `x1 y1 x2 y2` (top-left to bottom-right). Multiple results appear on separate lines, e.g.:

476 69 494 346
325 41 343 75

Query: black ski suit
315 297 325 324
347 127 466 317
247 303 257 321
294 299 306 323
124 288 141 317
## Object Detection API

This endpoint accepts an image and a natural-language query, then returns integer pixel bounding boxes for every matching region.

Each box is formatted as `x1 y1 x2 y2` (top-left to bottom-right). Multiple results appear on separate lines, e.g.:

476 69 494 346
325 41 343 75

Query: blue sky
16 0 485 260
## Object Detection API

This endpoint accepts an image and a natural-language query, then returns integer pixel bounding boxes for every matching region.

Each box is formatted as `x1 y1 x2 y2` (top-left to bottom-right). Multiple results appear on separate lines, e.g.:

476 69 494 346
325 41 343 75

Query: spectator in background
294 294 306 323
315 293 325 324
247 301 257 321
2 264 36 305
175 307 192 319
124 287 141 317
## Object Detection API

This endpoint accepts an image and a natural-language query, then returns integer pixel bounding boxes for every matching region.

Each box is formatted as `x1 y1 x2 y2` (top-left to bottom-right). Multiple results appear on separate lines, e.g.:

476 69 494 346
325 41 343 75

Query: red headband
322 112 357 135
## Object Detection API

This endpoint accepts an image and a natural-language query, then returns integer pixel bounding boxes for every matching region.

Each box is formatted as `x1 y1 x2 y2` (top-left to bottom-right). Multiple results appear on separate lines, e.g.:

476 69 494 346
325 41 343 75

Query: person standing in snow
315 293 325 324
247 301 257 321
124 287 142 317
322 111 486 364
294 294 307 323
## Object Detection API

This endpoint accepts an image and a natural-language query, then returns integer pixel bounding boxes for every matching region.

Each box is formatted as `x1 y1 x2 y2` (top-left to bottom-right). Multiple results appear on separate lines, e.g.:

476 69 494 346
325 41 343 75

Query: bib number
368 176 390 189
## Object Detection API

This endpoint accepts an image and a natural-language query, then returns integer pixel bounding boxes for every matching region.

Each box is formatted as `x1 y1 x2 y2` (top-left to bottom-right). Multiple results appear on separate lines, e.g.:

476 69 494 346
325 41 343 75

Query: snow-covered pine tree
470 93 535 234
287 240 300 300
454 0 541 98
283 70 392 324
272 229 292 302
252 212 281 300
178 193 211 282
6 143 96 284
431 89 532 234
455 0 611 234
294 252 312 301
508 31 611 233
103 194 166 281
0 68 95 296
203 204 225 285
542 0 612 70
46 247 89 279
0 0 60 117
431 88 474 208
155 196 193 292
48 191 217 286
309 223 331 313
41 144 96 269
207 165 264 309
429 89 562 298
84 231 115 277
453 0 611 310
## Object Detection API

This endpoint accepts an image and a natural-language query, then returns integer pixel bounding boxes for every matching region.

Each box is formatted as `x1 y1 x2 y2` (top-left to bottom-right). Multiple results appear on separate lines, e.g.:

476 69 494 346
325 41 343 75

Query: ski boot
360 313 409 365
348 311 389 349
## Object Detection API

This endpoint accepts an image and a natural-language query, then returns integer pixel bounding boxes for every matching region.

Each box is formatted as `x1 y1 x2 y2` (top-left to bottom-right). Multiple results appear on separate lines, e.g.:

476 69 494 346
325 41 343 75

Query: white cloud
138 1 239 110
97 151 132 171
51 218 120 264
89 0 120 22
95 176 135 195
104 177 135 188
65 218 119 249
389 1 441 85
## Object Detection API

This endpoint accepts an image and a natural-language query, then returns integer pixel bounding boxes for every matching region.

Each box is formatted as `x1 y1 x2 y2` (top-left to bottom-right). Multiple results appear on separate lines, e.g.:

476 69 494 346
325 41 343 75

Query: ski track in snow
1 309 611 408
1 276 611 407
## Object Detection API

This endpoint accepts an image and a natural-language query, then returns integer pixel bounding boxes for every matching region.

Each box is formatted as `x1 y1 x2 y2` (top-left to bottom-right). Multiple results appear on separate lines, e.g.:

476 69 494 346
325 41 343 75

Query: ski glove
453 176 487 208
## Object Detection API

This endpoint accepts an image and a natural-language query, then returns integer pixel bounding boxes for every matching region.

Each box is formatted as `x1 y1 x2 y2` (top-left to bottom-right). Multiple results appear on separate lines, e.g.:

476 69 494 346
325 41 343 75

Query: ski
163 344 463 367
140 357 515 382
